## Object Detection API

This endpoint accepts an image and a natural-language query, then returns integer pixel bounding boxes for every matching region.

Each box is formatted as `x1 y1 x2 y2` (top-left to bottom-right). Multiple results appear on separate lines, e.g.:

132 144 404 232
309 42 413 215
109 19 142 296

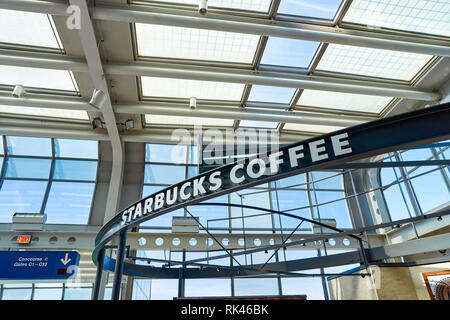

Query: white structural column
68 0 124 223
69 0 124 301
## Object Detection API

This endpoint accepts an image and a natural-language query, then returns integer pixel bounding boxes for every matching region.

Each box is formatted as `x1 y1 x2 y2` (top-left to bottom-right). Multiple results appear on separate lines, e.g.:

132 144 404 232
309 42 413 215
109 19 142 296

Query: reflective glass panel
343 0 450 37
297 89 393 113
234 278 279 296
54 139 98 159
1 288 32 300
145 114 234 127
144 164 186 184
281 277 324 299
278 0 343 19
0 180 47 222
239 120 279 129
317 44 433 81
260 37 319 68
0 105 89 120
5 158 51 179
283 122 344 133
146 143 188 164
136 24 260 64
0 9 61 48
53 160 98 181
247 85 296 103
44 182 95 224
0 65 77 91
143 0 271 12
6 136 52 156
185 279 231 297
141 77 245 101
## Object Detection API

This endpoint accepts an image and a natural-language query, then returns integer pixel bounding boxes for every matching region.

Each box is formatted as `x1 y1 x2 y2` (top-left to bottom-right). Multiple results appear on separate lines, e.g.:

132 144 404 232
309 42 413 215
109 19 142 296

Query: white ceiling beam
106 62 440 101
115 102 370 127
0 92 97 111
0 51 440 101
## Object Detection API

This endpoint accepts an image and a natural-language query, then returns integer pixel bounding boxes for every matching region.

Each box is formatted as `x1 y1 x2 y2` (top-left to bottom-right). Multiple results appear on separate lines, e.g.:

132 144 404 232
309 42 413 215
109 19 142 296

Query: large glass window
0 136 99 224
139 143 357 300
380 147 450 221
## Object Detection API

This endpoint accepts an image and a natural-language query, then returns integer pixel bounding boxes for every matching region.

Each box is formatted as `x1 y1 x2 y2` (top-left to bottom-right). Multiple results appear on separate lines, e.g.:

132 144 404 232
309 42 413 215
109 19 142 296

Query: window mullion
40 138 56 214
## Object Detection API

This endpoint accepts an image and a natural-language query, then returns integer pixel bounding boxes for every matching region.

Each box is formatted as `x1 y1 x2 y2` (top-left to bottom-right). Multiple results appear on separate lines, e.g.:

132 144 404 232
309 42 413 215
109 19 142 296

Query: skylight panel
135 23 260 64
283 122 344 133
260 37 319 68
143 0 272 12
239 120 279 129
141 77 245 101
145 114 234 127
0 9 61 49
247 85 296 103
343 0 450 37
297 89 393 113
0 105 89 120
277 0 343 19
0 66 77 92
316 44 433 81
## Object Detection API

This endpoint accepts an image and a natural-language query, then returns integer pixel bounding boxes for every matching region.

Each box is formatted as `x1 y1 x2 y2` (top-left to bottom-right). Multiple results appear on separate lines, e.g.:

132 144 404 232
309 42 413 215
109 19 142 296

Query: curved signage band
93 103 450 279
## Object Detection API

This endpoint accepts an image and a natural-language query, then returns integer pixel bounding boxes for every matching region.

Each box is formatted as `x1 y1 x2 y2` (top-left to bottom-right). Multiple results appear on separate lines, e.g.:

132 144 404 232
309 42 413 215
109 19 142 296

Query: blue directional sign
0 251 80 280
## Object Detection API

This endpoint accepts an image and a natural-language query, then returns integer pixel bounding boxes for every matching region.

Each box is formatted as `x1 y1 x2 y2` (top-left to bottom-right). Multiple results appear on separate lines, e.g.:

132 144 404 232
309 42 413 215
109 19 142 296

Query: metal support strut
112 230 127 300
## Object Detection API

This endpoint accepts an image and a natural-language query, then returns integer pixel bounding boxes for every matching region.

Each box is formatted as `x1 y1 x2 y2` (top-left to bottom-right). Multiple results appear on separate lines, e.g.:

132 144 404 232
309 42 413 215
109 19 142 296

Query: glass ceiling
0 9 61 49
0 0 444 132
297 90 394 113
140 0 272 13
141 77 245 101
260 37 320 68
283 122 344 133
0 65 78 92
145 114 234 127
316 44 433 81
0 105 88 120
277 0 343 20
343 0 450 38
137 0 442 129
247 85 296 104
135 23 260 64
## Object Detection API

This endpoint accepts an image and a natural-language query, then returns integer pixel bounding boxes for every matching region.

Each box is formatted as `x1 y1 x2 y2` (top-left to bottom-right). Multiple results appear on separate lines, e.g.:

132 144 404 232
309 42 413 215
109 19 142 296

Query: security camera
12 85 25 98
199 0 208 15
190 97 197 109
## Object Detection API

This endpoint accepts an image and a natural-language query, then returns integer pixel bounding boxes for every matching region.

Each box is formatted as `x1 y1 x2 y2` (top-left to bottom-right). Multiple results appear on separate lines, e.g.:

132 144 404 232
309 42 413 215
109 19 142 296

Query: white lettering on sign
121 132 353 225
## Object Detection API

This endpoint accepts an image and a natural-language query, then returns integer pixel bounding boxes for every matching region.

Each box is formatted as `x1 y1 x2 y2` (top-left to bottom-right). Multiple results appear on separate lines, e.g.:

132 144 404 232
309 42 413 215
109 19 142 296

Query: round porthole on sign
138 237 146 246
189 238 197 246
222 238 229 246
49 236 58 244
206 238 214 247
155 237 164 246
173 238 180 246
67 237 76 245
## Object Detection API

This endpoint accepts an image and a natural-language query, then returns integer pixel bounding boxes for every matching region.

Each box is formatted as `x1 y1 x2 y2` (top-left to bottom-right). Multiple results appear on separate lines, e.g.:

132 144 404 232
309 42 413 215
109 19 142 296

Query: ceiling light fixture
189 97 197 110
199 0 208 15
89 89 107 109
12 85 25 98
